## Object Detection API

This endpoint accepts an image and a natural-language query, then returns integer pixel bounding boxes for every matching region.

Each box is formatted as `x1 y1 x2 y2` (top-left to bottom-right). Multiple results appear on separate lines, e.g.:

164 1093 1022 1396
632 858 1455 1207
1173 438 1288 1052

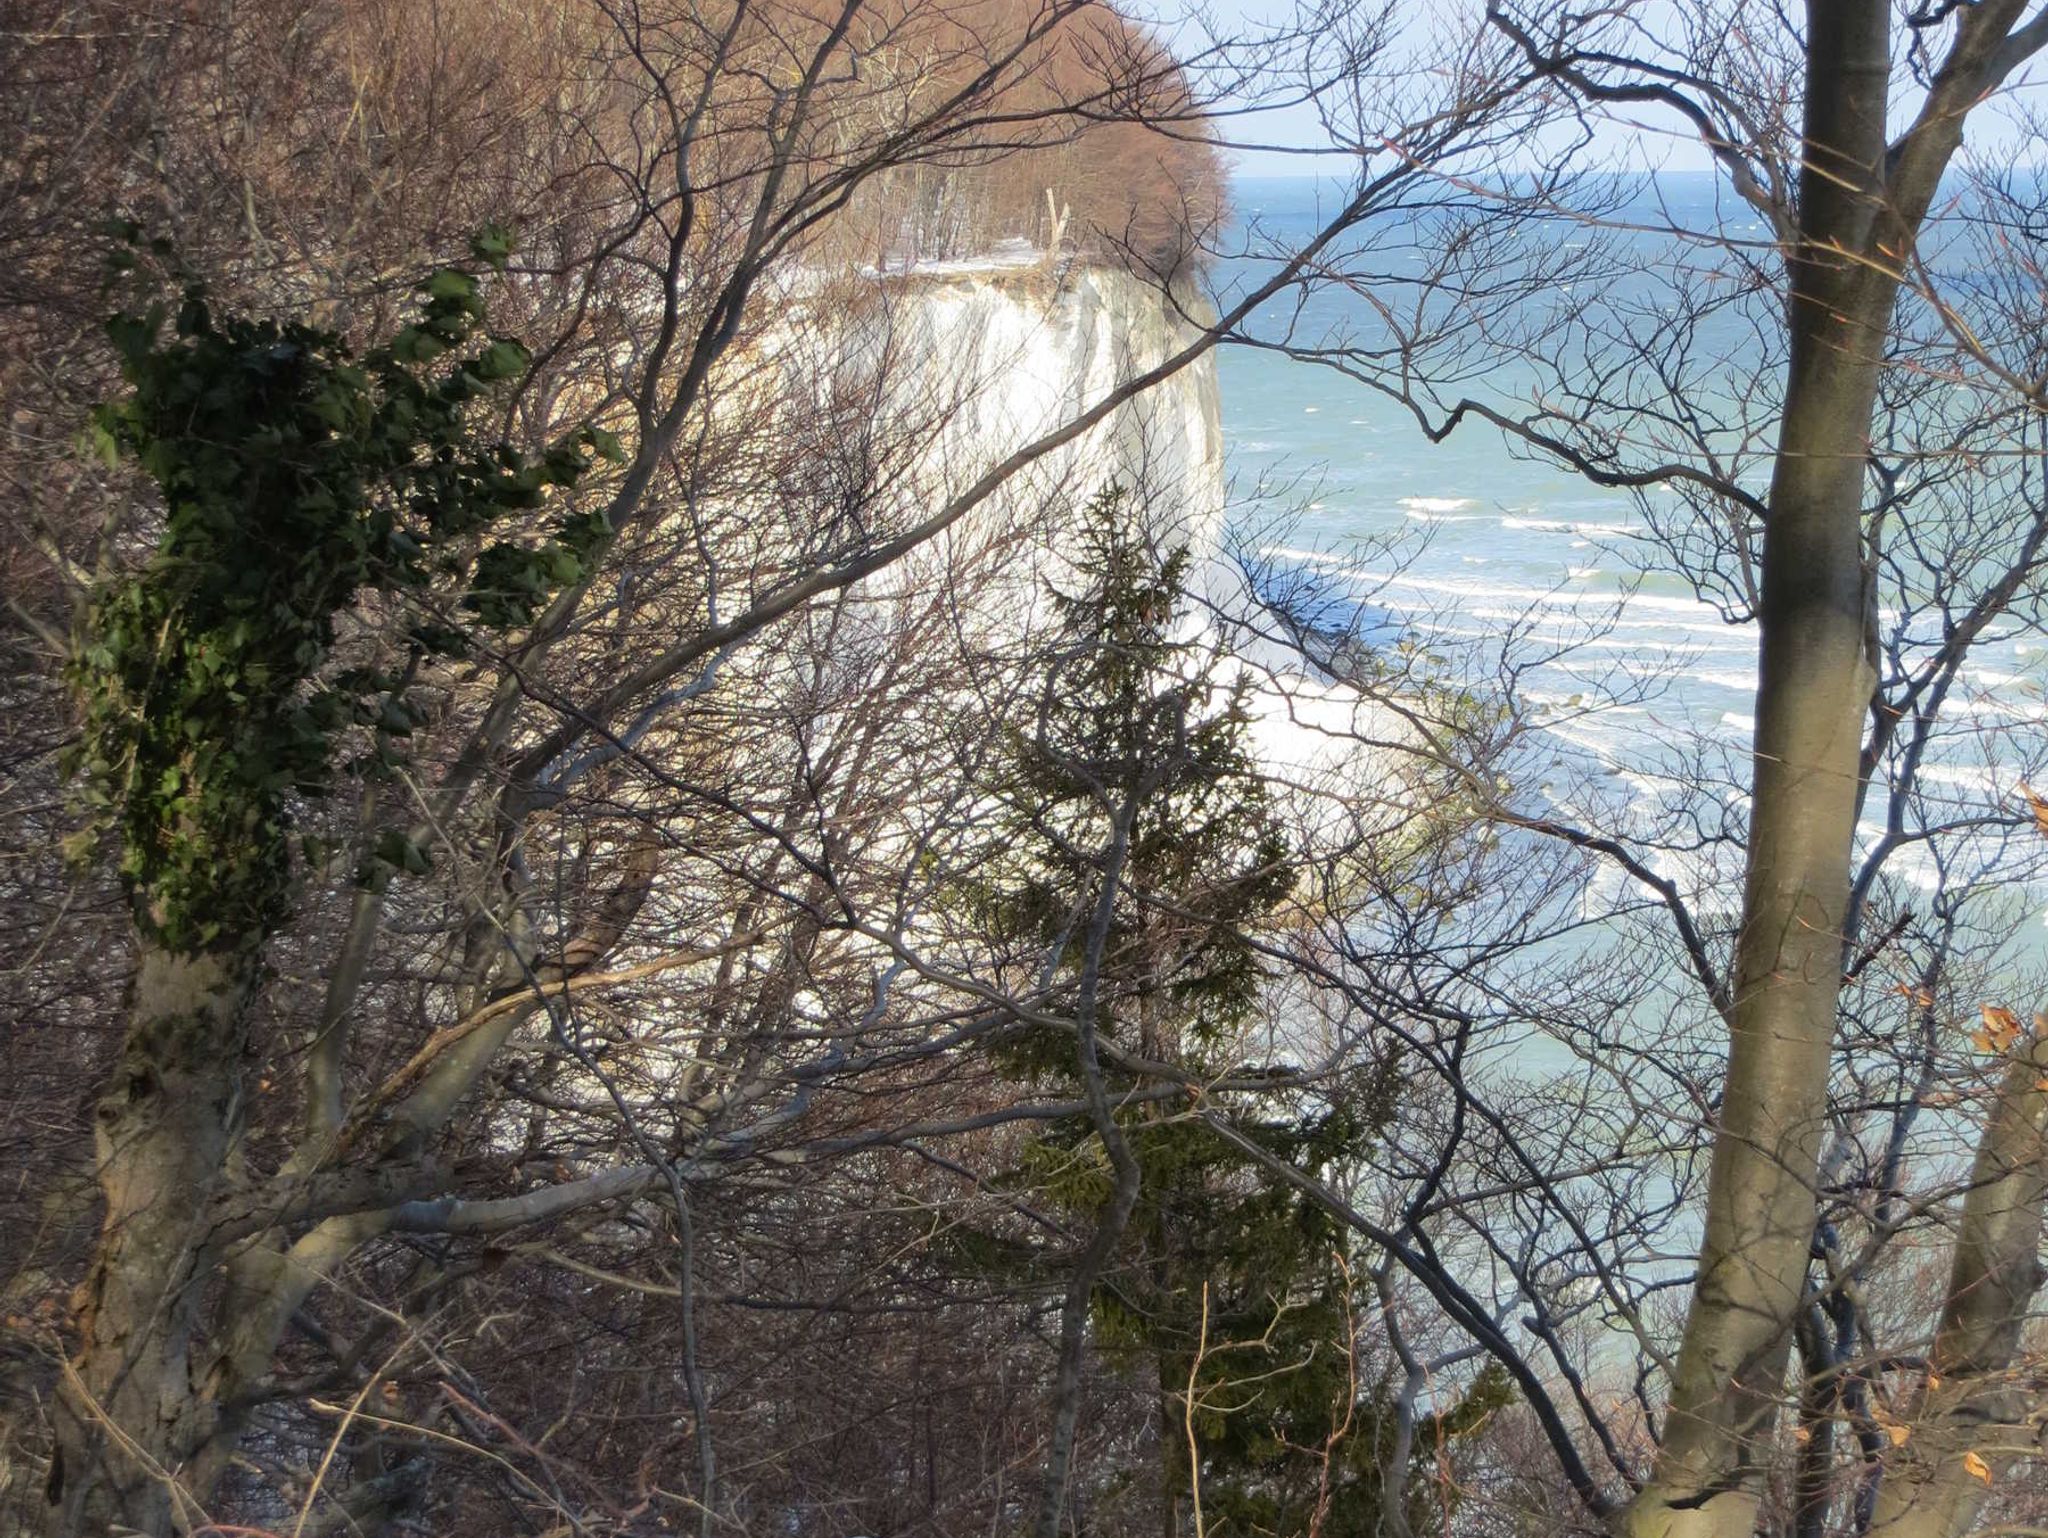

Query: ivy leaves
70 229 624 953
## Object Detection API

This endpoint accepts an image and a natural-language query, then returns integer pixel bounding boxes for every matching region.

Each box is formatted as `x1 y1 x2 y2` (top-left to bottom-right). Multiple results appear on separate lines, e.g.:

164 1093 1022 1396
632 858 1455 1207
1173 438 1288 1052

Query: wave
1687 669 1756 691
1966 667 2031 688
1500 515 1646 537
1259 551 1754 625
1913 763 2010 792
1399 496 1480 520
1939 695 2048 722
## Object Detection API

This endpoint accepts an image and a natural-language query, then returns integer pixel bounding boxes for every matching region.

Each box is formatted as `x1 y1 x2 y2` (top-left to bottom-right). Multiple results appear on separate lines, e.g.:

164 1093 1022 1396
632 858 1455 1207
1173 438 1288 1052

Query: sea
1210 173 2048 929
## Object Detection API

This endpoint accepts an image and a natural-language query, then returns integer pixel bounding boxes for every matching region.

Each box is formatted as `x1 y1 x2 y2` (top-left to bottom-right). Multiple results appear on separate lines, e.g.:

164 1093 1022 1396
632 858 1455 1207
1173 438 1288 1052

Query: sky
1140 0 2048 181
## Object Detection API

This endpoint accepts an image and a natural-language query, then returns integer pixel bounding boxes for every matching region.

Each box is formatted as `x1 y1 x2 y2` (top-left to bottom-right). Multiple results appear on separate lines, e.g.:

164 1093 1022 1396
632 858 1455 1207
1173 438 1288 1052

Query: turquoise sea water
1211 174 2048 919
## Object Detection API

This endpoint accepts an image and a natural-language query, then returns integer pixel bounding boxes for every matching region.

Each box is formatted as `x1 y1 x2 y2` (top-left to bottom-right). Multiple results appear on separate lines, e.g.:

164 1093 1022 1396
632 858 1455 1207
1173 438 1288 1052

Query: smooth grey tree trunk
46 947 253 1536
1866 1029 2048 1538
1621 11 1889 1532
1619 3 2048 1533
1619 3 1889 1531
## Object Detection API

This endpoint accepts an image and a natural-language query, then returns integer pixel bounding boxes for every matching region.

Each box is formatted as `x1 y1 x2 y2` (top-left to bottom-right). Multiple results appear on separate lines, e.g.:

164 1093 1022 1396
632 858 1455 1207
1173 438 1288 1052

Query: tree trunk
1866 1028 2048 1538
1620 5 1892 1532
46 945 252 1537
1159 1347 1185 1538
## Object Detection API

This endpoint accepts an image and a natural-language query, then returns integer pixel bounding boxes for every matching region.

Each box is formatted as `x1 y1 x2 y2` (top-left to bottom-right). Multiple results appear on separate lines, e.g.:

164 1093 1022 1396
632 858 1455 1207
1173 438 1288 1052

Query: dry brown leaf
1886 1423 1911 1447
1974 1004 2023 1054
2022 785 2048 840
1963 1449 1992 1485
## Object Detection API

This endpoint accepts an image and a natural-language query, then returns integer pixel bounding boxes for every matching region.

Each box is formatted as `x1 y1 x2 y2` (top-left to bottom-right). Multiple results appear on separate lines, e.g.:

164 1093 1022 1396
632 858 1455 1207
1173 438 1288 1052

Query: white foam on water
1688 669 1756 691
1853 834 1946 894
1417 606 1738 645
1501 515 1646 537
1249 552 2037 885
1538 719 1624 763
1261 557 1745 634
1914 763 2011 792
1949 697 2048 722
1399 496 1481 520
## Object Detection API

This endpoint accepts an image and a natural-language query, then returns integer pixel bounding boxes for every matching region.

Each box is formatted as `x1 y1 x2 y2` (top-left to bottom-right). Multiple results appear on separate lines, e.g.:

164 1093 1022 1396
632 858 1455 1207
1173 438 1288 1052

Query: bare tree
1 2 1575 1534
1204 4 2048 1537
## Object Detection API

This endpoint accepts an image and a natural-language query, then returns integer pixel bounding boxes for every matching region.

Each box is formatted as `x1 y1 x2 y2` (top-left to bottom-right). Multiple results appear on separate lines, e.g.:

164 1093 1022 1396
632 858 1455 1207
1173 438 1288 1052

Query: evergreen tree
972 486 1424 1538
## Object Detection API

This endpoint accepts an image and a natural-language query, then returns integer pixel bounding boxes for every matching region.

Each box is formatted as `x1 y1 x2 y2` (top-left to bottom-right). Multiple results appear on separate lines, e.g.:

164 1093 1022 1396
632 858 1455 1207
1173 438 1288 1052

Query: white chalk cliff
879 265 1225 552
762 262 1226 597
748 259 1419 818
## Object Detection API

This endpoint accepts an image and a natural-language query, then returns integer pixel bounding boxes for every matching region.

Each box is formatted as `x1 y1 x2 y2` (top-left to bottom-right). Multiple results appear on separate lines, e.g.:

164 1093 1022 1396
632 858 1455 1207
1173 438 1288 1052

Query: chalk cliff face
877 266 1225 552
761 263 1227 603
724 257 1422 868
